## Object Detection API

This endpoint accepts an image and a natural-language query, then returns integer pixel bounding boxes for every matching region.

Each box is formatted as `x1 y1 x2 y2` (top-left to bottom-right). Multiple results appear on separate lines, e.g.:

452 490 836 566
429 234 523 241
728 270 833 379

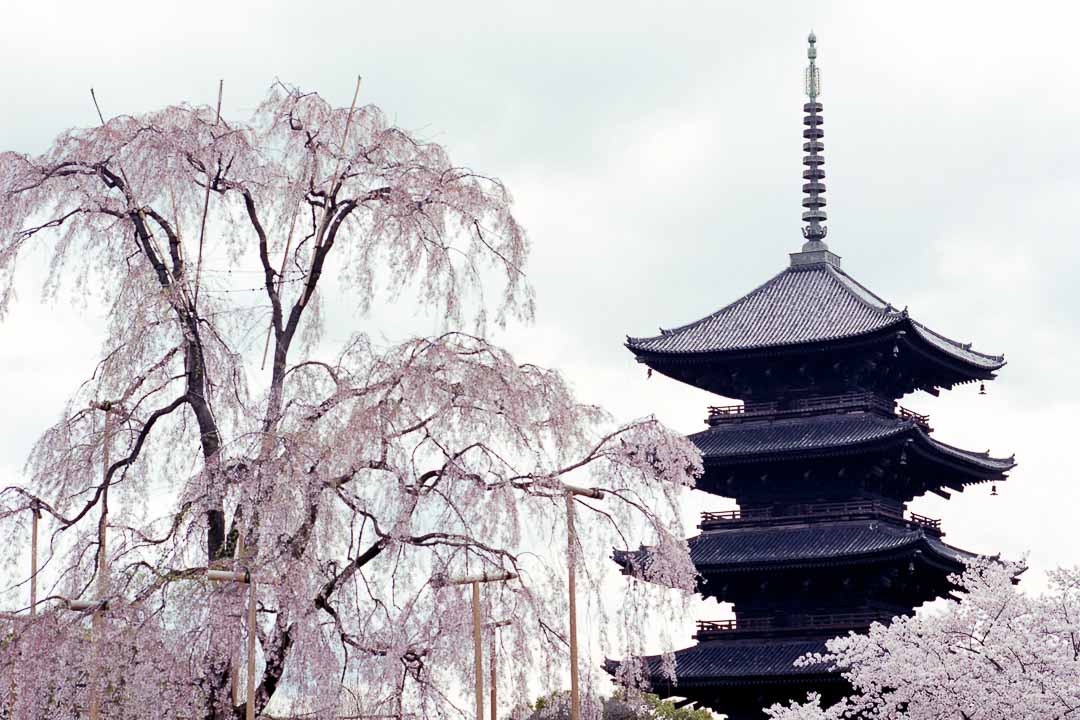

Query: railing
696 619 741 632
801 612 894 630
696 611 895 638
701 500 902 523
706 391 930 429
897 406 931 426
908 512 941 531
699 500 942 535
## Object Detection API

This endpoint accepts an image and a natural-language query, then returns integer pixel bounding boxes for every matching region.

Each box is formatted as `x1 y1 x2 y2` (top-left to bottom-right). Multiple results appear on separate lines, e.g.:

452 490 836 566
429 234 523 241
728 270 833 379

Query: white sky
2 0 1079 694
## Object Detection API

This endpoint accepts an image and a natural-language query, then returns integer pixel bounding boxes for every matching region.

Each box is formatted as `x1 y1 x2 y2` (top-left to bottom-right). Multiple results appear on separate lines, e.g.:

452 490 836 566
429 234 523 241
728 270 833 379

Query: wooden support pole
246 581 257 720
485 617 511 720
232 535 246 707
489 627 496 720
433 571 515 720
472 581 484 720
69 599 107 612
566 492 581 720
207 568 249 583
29 505 39 616
560 483 600 720
434 570 516 586
89 409 113 720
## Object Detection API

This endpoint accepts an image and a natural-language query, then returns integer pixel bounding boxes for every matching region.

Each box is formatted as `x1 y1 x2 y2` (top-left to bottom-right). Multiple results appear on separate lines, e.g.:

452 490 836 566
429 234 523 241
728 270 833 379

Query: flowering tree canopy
0 82 701 719
766 560 1080 720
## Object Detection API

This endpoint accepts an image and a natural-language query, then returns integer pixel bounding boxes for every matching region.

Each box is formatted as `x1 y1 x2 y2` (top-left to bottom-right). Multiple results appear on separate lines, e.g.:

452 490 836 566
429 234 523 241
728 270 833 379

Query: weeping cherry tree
0 82 700 719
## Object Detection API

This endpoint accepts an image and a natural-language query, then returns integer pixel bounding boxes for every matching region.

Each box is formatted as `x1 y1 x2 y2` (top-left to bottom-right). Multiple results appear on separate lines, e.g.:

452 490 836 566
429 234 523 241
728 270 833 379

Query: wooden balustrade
706 391 930 429
700 500 941 534
907 511 941 531
696 611 894 637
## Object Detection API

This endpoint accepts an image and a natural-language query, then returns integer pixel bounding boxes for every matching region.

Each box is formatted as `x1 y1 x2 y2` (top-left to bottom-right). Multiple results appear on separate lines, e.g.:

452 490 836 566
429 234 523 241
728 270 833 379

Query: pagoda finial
801 31 828 246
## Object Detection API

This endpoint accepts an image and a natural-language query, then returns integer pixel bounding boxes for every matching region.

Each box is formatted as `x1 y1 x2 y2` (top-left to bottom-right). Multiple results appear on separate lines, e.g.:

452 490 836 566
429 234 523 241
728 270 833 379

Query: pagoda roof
615 520 977 578
686 521 975 572
626 262 1004 372
604 638 835 686
691 410 1015 478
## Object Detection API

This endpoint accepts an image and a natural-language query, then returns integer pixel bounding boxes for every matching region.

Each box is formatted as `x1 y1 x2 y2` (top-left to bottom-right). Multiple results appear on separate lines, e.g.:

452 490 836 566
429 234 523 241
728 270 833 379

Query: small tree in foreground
766 560 1080 720
0 82 700 718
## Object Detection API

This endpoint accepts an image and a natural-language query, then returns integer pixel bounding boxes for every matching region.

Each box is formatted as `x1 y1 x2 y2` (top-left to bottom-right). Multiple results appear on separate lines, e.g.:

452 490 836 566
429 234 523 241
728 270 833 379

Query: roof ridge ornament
791 32 842 269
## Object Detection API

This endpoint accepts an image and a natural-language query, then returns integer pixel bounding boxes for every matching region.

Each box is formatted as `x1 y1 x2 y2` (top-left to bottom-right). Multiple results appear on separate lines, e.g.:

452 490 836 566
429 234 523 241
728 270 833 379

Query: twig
89 88 106 125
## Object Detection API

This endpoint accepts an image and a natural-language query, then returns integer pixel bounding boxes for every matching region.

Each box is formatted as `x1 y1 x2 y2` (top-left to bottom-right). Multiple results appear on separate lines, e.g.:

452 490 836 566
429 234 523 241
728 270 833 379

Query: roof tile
626 263 1004 370
689 411 1016 473
688 521 947 568
623 639 833 681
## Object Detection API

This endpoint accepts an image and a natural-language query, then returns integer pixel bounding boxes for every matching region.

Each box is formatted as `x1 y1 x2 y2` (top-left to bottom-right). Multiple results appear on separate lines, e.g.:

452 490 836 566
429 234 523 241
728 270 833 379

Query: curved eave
914 432 1016 479
624 260 1006 381
626 318 905 364
615 524 979 582
903 319 1005 376
690 534 976 576
604 640 840 688
628 316 1004 383
694 417 1015 483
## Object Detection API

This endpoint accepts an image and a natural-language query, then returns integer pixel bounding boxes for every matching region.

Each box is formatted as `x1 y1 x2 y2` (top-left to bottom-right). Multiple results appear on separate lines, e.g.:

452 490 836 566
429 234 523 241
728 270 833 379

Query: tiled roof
626 263 1004 370
614 521 978 574
922 435 1017 473
924 534 978 566
689 411 1016 474
687 521 976 570
910 321 1003 369
607 639 834 684
690 412 909 458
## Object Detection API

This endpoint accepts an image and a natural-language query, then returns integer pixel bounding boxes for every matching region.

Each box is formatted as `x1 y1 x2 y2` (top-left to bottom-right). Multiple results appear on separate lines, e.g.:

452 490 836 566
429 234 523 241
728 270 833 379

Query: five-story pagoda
607 34 1015 719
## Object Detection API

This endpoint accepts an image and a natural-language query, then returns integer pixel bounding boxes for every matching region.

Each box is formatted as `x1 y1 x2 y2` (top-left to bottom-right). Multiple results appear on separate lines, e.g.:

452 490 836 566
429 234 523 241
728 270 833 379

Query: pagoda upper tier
626 251 1004 400
695 397 1015 502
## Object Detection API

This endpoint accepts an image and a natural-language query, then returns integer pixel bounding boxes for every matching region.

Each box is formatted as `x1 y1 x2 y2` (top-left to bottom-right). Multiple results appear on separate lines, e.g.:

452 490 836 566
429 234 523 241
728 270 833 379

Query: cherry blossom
0 82 701 719
766 559 1080 720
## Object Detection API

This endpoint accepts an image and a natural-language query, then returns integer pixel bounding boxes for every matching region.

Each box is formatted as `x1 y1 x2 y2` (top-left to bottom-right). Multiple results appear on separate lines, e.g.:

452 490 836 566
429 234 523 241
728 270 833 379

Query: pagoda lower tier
609 516 979 718
615 515 976 609
605 634 845 720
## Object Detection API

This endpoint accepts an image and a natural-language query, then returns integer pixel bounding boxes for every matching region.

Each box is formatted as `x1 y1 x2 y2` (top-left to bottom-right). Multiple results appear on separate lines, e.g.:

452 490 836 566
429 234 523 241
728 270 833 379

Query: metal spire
801 31 827 244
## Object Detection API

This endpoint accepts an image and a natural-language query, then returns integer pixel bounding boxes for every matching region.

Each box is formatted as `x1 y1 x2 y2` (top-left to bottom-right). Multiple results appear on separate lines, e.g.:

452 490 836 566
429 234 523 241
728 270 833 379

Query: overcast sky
2 0 1079 666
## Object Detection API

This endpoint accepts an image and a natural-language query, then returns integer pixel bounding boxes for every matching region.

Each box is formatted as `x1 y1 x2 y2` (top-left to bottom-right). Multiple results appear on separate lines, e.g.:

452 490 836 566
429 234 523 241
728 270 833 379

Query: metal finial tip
808 31 817 44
